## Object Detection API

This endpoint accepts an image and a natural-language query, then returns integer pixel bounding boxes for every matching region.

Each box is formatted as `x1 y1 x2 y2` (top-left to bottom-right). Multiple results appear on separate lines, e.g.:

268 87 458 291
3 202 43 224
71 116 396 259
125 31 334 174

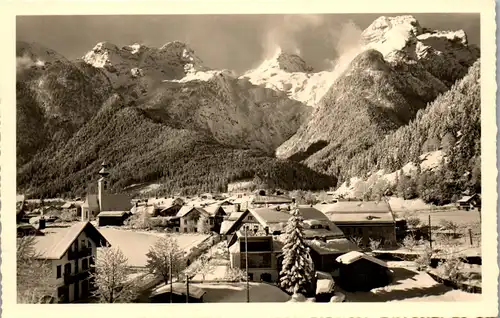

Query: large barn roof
315 201 395 224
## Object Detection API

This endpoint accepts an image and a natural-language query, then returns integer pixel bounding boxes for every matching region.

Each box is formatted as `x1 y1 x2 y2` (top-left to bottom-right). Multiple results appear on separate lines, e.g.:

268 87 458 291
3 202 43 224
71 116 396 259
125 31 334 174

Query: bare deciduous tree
17 236 56 303
402 234 418 252
187 253 215 282
369 238 382 251
145 236 185 285
91 245 134 303
197 214 211 234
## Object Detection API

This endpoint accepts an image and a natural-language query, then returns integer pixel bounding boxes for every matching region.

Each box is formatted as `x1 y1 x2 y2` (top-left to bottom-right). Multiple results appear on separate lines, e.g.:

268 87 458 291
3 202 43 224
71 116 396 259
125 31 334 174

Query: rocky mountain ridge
16 14 480 199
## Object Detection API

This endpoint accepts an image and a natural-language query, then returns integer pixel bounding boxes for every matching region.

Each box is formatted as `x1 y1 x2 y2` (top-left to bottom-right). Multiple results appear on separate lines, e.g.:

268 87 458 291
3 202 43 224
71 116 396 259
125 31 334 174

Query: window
73 241 78 252
81 240 86 249
241 253 272 269
184 219 187 225
247 216 253 221
175 227 179 232
210 219 214 225
56 265 62 278
87 240 92 248
82 258 89 271
64 263 71 275
194 228 198 233
184 228 187 233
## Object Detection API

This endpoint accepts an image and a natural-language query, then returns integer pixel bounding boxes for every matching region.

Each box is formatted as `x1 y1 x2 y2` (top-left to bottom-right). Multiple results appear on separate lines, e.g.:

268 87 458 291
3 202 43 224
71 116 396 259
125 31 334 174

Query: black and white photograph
2 1 498 317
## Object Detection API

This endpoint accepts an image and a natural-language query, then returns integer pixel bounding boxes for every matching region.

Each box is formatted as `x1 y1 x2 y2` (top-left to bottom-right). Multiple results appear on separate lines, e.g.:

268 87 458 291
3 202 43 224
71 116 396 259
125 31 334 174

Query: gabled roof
315 201 395 224
336 251 388 268
220 220 236 235
227 212 245 221
297 206 330 221
176 206 209 218
82 194 99 209
457 194 479 203
252 195 293 205
34 222 109 260
307 238 360 255
97 211 129 217
203 203 227 216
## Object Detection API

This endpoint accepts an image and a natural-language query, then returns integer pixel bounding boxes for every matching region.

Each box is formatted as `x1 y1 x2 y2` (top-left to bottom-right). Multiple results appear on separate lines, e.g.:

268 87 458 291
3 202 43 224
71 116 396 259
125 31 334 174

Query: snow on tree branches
91 245 135 303
146 236 186 284
279 204 314 294
17 236 56 303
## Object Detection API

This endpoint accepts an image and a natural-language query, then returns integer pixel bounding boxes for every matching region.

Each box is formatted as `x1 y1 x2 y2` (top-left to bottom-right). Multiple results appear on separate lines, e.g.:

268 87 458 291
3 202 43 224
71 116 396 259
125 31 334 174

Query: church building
81 162 132 223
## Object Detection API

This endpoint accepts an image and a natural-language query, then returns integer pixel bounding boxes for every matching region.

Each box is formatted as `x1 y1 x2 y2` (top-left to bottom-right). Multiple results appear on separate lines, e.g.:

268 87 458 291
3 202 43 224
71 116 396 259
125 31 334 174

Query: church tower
98 161 110 212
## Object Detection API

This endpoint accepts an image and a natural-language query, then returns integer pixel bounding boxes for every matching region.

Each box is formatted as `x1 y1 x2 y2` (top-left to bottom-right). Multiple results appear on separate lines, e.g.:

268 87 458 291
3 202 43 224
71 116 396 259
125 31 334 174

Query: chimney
265 227 269 236
235 203 241 212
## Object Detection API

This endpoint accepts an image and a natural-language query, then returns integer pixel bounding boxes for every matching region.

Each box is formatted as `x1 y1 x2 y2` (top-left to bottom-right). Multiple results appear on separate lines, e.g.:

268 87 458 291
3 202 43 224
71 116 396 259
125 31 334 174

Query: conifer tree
279 204 314 295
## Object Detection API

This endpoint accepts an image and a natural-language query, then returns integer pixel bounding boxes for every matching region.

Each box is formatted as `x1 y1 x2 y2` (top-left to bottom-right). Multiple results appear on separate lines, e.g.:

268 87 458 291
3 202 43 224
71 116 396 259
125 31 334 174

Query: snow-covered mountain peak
362 15 423 58
158 41 206 72
255 48 314 73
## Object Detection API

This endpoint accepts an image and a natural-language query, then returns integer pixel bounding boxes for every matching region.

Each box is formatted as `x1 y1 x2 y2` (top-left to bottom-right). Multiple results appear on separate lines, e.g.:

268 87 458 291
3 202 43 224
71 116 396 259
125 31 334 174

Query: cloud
261 14 328 59
17 55 45 74
324 20 364 80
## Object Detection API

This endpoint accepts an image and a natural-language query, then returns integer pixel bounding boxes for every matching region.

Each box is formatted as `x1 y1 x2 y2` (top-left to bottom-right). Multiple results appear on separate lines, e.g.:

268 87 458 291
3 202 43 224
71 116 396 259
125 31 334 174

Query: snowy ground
192 282 290 302
97 227 209 267
406 209 481 227
339 262 481 302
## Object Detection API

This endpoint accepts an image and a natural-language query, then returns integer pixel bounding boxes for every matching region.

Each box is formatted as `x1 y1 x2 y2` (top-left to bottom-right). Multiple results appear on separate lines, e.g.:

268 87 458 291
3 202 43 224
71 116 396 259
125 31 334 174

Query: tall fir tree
279 204 314 295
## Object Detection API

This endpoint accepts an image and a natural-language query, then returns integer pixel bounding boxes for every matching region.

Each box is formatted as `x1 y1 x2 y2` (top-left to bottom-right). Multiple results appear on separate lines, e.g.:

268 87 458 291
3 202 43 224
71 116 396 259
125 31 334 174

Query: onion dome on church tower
98 161 110 177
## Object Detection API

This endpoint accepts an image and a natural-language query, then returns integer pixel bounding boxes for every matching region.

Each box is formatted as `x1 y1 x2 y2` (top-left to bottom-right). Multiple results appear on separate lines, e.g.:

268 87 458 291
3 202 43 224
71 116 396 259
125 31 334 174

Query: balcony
63 269 92 285
67 247 92 260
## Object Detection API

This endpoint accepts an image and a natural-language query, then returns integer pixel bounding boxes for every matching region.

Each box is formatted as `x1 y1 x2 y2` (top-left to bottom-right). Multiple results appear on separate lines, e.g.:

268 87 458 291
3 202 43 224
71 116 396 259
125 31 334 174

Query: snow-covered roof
336 251 388 268
220 220 235 235
252 195 293 205
316 279 334 295
315 201 395 224
307 238 360 255
176 206 208 218
97 211 129 217
33 222 108 260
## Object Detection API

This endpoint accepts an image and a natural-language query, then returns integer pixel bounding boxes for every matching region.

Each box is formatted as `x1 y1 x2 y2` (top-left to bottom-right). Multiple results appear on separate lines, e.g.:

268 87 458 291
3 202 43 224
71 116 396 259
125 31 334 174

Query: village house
335 251 392 292
225 206 359 280
82 162 133 225
32 221 110 303
456 193 481 211
228 229 284 283
306 238 360 273
224 205 345 239
175 206 211 233
153 197 185 217
202 203 228 233
315 201 397 247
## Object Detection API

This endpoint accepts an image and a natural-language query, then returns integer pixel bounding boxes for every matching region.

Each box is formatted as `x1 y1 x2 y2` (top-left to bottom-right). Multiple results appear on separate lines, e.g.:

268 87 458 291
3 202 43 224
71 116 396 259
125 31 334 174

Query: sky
17 13 480 73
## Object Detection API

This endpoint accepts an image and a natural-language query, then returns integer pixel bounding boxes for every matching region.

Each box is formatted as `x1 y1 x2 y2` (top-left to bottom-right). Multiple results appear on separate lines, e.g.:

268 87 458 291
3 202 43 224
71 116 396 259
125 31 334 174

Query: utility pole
245 225 250 303
169 252 173 304
186 259 190 303
428 214 432 251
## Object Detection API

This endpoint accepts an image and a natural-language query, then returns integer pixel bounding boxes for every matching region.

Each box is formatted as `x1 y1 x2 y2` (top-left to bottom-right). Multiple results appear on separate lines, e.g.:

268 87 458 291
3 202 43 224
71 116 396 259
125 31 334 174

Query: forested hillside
18 94 335 198
341 60 481 204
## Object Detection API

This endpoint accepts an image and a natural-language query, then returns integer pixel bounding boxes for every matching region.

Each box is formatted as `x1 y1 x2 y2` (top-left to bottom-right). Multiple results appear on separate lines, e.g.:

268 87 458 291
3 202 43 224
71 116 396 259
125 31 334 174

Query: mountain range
16 15 481 200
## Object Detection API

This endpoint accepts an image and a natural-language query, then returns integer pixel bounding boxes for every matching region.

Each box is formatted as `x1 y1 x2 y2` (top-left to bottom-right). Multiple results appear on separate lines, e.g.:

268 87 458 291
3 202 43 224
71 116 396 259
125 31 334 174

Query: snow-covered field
340 262 481 302
97 227 209 267
192 282 290 302
400 209 481 227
